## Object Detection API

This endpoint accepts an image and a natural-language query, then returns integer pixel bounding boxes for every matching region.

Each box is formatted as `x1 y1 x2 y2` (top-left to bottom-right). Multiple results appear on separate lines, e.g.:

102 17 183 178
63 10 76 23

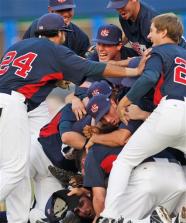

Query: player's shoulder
69 22 89 39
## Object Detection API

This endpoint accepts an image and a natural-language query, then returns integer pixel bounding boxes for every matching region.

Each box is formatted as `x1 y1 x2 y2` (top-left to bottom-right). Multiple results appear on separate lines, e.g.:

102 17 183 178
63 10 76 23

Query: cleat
150 206 171 223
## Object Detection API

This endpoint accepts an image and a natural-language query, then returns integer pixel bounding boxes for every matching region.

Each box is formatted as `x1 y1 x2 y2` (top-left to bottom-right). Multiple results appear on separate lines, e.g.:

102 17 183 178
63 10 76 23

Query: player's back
153 44 186 97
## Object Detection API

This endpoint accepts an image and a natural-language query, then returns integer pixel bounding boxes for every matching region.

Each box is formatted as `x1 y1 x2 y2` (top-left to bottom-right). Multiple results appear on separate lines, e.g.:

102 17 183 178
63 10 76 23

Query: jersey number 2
174 57 186 85
0 51 37 78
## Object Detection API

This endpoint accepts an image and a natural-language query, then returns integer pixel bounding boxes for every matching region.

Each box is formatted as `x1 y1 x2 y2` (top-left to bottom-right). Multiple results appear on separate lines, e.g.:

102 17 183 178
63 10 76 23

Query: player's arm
85 128 131 151
118 54 162 124
56 45 150 86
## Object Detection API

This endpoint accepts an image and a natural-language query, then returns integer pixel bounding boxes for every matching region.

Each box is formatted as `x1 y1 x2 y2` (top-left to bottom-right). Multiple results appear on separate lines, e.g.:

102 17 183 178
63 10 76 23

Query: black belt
166 95 185 101
145 157 180 165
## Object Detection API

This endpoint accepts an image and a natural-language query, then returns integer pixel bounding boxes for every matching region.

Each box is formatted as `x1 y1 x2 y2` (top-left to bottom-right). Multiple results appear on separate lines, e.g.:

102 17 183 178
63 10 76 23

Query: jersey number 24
0 51 37 78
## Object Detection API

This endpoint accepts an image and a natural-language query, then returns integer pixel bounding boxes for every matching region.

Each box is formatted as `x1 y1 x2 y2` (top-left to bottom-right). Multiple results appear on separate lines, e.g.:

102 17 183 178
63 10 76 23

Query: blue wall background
0 0 186 19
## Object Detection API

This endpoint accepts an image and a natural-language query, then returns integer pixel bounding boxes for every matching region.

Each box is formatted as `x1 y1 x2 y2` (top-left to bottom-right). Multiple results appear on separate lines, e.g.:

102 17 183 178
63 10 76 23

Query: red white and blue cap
87 80 112 99
37 13 72 32
49 0 76 10
94 24 122 45
86 94 111 123
107 0 128 9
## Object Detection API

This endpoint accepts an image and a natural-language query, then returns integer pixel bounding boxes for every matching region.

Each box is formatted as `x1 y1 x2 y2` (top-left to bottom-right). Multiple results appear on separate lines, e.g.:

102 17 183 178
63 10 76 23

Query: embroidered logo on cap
100 29 109 37
91 104 99 113
92 89 101 96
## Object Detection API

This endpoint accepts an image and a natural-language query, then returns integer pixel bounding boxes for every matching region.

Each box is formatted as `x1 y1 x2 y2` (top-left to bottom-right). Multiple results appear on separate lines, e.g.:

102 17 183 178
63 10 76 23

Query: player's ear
48 6 53 13
161 29 168 39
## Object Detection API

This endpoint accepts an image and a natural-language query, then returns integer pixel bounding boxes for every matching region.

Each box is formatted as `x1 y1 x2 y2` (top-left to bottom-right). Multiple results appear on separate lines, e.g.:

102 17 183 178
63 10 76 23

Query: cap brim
107 0 127 9
95 101 110 123
50 4 76 11
93 38 118 45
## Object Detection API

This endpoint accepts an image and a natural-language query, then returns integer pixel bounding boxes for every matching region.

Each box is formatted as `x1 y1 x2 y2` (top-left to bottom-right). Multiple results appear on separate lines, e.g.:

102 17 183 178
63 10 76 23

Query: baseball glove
48 165 83 188
83 125 100 139
56 80 71 89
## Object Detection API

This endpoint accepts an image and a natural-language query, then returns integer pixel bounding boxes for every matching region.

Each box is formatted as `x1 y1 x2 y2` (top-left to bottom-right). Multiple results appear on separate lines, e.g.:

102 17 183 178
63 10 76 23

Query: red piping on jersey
153 73 164 105
100 155 118 174
39 112 62 138
17 72 64 98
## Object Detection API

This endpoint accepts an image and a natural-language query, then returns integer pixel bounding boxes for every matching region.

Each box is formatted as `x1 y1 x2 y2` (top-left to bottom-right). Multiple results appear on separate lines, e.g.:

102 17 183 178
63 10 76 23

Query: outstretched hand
137 48 152 75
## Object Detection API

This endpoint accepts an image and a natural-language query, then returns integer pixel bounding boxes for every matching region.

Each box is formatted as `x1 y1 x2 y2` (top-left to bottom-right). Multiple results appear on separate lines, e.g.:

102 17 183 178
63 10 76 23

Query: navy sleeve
72 115 92 133
56 45 106 85
119 120 143 134
126 54 163 103
84 148 106 188
74 86 88 100
59 104 77 136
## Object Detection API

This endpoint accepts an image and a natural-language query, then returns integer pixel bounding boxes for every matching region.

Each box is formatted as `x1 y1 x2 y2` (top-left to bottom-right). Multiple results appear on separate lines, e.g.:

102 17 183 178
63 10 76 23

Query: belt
0 90 28 105
166 95 185 101
144 157 180 165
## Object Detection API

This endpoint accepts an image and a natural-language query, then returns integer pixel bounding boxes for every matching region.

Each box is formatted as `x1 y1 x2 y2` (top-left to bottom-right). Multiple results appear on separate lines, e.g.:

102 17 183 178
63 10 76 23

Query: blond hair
152 13 183 43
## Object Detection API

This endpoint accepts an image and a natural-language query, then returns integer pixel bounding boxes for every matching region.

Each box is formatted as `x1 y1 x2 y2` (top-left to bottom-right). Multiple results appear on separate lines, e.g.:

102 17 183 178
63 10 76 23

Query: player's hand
56 80 71 89
67 187 85 196
136 48 152 75
85 137 94 153
117 96 132 125
72 96 87 120
125 104 143 120
83 125 100 138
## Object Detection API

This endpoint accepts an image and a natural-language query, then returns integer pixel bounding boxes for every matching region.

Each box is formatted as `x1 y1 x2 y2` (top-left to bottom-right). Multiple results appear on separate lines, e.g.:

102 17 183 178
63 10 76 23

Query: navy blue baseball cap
87 80 112 99
45 189 81 222
37 13 72 32
49 0 76 11
94 24 122 45
107 0 128 9
121 56 141 87
86 94 111 123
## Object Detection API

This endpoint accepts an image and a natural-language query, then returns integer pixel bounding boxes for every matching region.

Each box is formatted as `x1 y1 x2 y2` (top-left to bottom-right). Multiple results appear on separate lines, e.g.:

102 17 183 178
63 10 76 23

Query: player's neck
130 3 140 22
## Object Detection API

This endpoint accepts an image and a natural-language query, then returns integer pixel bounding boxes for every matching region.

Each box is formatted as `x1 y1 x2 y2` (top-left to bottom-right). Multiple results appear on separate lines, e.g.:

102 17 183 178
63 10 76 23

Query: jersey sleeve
56 45 106 86
58 104 77 136
126 54 163 103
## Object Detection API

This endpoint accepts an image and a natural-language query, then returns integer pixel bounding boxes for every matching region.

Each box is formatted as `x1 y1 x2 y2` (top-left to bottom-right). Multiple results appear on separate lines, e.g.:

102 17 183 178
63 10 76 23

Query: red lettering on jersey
174 57 186 85
0 51 17 75
0 51 38 78
13 52 38 78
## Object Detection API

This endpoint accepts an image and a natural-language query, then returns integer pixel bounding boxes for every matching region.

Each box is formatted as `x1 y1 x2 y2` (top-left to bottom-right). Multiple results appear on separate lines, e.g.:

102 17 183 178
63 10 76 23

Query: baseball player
98 13 186 222
106 0 186 56
0 12 147 223
71 24 146 120
29 104 93 222
23 0 90 57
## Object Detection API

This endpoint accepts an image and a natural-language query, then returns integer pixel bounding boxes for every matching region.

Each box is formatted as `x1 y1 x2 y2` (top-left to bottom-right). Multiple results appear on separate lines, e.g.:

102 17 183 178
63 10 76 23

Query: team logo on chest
91 104 99 113
101 29 109 37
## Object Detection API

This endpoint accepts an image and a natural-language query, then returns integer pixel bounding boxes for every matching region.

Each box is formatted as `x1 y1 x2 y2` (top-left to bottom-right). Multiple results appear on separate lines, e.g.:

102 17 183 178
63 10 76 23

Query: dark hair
35 29 59 37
